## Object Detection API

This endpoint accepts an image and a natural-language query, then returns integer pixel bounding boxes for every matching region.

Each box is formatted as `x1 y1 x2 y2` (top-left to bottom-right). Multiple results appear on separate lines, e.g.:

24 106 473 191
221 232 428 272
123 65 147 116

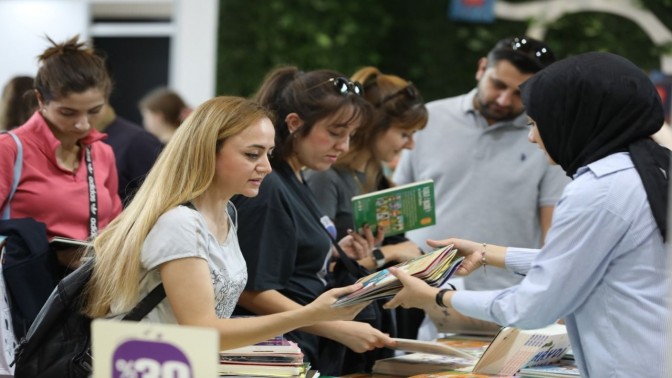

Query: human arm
160 258 370 350
356 240 423 271
237 288 394 353
539 205 554 245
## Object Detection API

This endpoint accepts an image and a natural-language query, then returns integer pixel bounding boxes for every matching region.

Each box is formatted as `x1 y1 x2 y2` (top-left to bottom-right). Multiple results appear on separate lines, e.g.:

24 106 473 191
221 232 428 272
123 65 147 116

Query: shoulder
142 206 209 268
305 167 342 186
563 154 641 213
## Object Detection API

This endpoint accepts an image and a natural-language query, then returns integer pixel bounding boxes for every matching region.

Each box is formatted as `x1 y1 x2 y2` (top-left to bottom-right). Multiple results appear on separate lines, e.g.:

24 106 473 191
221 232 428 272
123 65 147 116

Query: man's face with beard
473 58 534 125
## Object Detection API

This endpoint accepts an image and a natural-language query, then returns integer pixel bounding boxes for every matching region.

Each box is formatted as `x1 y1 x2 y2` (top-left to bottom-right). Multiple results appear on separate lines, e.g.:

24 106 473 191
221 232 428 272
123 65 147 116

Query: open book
373 323 570 377
332 245 463 307
351 179 435 237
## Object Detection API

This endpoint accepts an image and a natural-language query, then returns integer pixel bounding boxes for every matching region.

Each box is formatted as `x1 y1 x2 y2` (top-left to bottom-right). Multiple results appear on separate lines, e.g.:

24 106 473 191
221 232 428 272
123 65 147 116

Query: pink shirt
0 112 122 240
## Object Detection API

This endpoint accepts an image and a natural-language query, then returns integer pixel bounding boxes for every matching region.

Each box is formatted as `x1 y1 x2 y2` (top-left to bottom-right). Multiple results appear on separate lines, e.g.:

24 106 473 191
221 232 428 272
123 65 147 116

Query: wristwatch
371 248 386 269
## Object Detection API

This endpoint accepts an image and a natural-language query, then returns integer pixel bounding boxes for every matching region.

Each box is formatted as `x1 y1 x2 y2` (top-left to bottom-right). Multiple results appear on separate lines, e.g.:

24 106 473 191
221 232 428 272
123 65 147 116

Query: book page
390 338 478 360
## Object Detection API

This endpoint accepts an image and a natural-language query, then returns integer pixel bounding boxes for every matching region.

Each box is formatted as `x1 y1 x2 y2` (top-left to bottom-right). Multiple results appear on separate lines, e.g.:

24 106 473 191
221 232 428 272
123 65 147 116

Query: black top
232 161 333 365
102 116 163 205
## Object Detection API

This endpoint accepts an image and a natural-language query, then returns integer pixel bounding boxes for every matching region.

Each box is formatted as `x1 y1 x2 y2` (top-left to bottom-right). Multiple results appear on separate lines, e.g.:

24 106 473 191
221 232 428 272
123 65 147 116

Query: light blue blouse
452 152 670 377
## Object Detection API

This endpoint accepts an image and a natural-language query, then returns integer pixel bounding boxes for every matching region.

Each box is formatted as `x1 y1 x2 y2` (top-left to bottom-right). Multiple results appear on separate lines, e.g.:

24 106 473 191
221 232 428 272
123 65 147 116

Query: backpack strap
122 283 166 321
1 131 23 220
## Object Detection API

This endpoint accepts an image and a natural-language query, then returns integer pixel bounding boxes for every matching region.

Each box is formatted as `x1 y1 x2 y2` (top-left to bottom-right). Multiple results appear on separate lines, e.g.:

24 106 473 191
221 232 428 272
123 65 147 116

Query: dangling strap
1 131 23 221
84 146 98 238
281 168 363 278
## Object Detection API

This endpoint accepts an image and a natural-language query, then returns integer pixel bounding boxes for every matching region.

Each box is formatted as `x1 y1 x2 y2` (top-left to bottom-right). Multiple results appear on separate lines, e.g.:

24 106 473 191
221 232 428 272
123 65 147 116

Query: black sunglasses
325 77 364 96
509 36 556 67
376 82 421 107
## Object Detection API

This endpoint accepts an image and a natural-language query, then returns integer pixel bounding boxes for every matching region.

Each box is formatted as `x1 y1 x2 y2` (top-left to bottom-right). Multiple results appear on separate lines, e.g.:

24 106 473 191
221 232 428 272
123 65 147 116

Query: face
293 106 361 171
141 109 165 137
38 88 106 142
527 117 556 165
374 125 417 163
213 117 275 198
474 59 533 125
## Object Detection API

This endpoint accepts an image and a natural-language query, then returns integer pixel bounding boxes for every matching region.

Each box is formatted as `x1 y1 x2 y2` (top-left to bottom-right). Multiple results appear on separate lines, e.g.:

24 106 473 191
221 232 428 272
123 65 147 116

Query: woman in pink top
0 36 122 269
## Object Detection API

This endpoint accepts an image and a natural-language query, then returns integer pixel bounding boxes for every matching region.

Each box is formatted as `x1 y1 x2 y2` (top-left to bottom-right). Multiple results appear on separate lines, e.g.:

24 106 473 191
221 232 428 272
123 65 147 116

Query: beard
474 96 524 123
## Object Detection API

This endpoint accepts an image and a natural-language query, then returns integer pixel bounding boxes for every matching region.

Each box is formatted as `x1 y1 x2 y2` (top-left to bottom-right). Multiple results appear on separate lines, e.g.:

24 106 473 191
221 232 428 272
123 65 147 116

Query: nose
75 115 91 132
496 89 514 107
527 126 536 144
403 135 415 150
335 135 350 152
258 154 273 173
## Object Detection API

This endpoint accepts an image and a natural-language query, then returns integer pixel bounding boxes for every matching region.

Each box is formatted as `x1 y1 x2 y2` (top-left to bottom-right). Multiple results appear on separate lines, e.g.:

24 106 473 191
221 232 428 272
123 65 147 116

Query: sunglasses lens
510 37 555 67
353 82 363 96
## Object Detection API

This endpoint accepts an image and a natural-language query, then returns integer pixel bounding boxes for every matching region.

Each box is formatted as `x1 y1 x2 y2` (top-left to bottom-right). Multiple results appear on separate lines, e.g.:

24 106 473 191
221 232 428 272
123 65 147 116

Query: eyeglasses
508 36 555 67
326 77 363 96
376 82 421 107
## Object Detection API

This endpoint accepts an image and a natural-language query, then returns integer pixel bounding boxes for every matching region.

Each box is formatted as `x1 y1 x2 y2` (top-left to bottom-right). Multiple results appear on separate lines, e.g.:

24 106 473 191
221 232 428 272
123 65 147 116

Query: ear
475 57 488 81
285 112 304 134
34 89 45 108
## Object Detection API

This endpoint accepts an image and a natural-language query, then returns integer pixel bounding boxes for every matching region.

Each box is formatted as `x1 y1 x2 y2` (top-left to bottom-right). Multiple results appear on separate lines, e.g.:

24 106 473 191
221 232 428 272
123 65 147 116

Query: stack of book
219 336 310 377
332 244 464 307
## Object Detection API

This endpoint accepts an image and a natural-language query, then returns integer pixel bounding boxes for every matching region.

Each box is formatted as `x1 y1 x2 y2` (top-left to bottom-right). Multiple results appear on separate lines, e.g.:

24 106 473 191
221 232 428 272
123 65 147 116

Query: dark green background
215 0 672 102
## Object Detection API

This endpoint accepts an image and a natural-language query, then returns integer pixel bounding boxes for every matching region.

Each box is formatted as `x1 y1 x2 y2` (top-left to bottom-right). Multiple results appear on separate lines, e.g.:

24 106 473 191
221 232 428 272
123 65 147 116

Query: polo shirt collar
20 112 107 168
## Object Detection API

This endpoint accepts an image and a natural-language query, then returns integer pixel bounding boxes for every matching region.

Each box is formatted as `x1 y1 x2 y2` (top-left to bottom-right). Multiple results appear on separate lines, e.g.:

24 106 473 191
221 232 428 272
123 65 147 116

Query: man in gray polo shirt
393 36 569 319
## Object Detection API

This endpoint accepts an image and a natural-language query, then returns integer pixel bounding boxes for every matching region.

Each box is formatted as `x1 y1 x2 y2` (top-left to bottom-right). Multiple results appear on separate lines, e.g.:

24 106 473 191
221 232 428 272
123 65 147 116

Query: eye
88 107 103 115
245 152 260 160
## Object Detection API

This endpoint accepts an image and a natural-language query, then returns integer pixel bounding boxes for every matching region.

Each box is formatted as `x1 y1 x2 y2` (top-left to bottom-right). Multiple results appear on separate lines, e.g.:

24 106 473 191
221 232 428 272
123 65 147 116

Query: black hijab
520 52 670 241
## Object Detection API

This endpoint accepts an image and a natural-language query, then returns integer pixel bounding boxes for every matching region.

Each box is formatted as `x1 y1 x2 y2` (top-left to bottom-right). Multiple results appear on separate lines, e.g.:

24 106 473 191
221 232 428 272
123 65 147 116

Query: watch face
373 248 385 260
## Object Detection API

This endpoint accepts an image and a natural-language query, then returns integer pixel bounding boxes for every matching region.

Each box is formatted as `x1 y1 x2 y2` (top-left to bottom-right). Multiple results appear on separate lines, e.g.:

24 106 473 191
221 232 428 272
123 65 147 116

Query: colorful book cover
351 179 435 237
332 246 463 307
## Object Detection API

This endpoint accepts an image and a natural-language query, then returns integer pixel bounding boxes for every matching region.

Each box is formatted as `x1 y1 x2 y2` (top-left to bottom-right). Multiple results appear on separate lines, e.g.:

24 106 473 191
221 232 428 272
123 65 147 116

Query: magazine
332 245 463 307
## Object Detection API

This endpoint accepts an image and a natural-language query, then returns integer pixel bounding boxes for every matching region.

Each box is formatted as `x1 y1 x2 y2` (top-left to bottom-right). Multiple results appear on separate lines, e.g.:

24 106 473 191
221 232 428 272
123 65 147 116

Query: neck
286 155 304 182
191 189 231 224
351 152 372 172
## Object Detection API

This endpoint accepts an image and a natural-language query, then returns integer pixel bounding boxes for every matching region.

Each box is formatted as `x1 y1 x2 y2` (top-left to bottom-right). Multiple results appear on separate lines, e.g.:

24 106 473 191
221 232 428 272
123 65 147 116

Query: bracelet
480 243 487 274
435 284 456 308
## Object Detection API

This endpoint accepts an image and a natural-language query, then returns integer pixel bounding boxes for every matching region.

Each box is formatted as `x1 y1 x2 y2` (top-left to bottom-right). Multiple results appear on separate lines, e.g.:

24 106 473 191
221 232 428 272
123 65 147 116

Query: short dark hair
487 36 556 74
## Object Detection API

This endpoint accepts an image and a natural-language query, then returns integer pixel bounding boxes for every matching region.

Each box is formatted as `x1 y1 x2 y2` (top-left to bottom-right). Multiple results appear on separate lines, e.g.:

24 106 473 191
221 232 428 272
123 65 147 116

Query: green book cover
351 179 435 237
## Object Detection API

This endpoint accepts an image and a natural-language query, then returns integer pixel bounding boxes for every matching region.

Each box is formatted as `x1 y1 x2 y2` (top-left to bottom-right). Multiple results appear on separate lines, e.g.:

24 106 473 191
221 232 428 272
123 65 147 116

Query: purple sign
112 339 193 378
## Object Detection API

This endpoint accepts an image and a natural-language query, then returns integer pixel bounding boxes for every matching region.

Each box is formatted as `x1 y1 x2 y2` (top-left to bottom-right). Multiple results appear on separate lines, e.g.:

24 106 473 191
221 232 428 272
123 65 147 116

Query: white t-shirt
111 205 247 323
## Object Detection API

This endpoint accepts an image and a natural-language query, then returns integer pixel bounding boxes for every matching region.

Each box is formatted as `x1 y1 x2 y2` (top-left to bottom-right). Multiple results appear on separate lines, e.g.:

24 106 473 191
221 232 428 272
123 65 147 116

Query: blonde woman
84 96 368 350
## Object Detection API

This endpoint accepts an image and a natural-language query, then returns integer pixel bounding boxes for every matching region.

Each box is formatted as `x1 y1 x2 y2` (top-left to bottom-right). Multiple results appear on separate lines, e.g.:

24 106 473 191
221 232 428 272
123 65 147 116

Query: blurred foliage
216 0 672 102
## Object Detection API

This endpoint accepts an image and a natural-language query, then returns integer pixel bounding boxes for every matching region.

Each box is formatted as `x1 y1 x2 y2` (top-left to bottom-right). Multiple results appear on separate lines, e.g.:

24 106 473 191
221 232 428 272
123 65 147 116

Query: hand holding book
332 245 463 308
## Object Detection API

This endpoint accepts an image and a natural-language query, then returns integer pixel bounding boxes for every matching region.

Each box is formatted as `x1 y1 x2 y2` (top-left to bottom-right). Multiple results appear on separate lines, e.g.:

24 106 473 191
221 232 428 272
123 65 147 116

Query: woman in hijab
383 52 670 377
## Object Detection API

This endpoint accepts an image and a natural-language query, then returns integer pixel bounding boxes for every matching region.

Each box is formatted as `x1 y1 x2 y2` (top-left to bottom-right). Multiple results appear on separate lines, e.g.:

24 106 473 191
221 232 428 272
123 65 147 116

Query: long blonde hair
84 96 273 317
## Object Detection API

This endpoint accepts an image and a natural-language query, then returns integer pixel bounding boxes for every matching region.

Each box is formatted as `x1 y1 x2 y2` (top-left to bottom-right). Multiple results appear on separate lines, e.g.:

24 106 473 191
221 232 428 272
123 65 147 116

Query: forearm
215 306 322 351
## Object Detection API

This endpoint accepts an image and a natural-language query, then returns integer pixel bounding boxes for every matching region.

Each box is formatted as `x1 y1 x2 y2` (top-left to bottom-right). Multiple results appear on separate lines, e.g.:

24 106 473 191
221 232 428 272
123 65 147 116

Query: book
472 324 570 375
409 372 515 378
517 358 581 377
220 335 302 355
49 236 91 251
351 179 435 237
390 338 479 360
372 324 570 377
331 245 464 307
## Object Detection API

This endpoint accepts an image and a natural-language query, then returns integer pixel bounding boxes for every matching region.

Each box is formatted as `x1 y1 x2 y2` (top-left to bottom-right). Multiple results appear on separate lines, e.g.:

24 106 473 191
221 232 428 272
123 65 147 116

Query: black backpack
12 258 166 378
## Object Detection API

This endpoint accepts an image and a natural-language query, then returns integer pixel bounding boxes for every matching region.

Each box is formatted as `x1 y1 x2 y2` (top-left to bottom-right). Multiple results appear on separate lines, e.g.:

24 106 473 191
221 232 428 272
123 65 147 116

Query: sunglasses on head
376 82 421 107
509 36 555 67
326 77 364 96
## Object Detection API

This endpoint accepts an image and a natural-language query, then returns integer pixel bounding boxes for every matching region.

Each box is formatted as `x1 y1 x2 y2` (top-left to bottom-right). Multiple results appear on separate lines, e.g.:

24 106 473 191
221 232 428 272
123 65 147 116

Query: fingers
426 238 454 249
327 282 363 298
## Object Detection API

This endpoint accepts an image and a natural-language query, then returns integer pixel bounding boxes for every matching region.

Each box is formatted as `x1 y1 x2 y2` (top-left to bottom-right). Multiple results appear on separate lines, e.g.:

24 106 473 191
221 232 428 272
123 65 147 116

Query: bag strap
122 283 166 321
83 146 99 238
1 131 23 220
280 167 363 278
